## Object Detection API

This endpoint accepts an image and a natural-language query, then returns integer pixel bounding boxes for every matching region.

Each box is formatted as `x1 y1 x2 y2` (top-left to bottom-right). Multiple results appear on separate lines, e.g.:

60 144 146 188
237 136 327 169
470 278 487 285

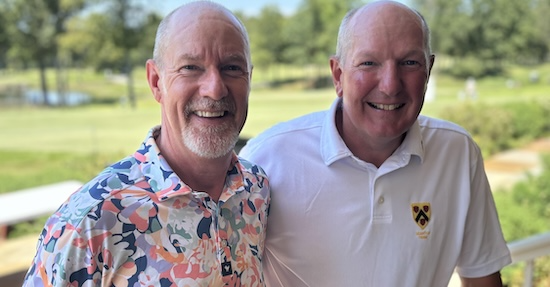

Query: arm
460 272 504 287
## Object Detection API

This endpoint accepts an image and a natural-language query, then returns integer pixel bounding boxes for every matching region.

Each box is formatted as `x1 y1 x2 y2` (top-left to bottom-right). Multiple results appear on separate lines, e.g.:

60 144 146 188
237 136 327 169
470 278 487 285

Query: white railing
508 231 550 287
0 180 82 226
1 182 549 286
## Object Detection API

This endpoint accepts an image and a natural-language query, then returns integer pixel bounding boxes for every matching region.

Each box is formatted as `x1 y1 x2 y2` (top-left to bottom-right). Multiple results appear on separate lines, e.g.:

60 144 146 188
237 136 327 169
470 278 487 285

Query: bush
442 57 505 79
495 155 550 286
441 102 514 156
502 101 550 144
440 100 550 157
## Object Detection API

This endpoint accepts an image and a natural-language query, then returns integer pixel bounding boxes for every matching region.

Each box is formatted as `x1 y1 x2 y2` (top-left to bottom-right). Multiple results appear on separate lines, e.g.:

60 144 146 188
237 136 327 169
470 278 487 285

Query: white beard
160 78 240 159
182 116 239 159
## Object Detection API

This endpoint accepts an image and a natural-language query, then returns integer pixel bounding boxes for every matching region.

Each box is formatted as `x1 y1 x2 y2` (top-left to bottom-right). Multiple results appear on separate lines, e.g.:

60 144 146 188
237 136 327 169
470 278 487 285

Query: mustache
184 97 236 116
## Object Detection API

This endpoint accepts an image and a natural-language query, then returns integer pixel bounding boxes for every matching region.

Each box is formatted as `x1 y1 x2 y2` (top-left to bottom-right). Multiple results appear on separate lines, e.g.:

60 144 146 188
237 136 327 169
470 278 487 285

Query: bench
0 180 83 226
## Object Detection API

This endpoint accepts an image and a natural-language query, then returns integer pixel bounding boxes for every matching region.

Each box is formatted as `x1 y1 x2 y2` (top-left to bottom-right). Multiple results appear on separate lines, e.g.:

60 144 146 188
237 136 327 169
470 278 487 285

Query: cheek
406 74 430 95
228 79 250 101
343 72 376 98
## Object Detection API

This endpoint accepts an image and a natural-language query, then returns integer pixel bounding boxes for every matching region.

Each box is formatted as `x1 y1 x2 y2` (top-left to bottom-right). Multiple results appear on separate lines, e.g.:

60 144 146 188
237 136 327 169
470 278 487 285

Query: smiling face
148 5 251 159
330 2 434 157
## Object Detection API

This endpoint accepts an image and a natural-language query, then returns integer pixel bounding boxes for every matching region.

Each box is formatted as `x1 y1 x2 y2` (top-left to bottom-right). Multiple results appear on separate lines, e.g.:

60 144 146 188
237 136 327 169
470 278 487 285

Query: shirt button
378 197 385 204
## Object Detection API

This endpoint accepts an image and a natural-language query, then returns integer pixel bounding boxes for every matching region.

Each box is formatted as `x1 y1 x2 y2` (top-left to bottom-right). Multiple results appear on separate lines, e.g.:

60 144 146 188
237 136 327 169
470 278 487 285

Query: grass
1 64 549 283
0 63 549 190
0 150 117 193
0 105 159 154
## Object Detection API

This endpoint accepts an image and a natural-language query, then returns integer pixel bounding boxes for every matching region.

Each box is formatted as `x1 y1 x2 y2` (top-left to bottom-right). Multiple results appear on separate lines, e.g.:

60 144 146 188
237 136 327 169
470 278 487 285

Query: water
24 90 91 106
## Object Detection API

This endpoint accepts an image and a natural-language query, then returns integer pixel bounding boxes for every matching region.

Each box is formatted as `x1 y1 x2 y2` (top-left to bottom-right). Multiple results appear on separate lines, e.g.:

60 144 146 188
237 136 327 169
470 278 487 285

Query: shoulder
418 115 471 138
237 157 268 180
242 110 327 154
59 155 145 225
417 115 483 163
417 115 478 147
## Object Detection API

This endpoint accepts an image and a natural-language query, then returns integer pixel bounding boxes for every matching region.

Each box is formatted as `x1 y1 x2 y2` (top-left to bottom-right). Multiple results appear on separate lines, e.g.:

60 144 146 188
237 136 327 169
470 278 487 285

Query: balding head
152 1 251 70
335 1 431 66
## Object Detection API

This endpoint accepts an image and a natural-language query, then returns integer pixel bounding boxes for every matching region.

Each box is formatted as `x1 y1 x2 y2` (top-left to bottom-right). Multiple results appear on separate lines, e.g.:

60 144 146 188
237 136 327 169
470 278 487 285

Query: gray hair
152 1 251 70
335 4 432 66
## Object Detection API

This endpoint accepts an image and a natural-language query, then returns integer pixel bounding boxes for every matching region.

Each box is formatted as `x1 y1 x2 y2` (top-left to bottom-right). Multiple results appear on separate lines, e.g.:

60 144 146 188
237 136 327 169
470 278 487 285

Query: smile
194 110 227 118
368 103 405 111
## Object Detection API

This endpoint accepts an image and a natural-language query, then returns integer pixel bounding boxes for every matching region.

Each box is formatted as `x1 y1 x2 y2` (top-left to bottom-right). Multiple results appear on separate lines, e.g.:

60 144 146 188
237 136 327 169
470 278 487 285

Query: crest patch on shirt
411 202 431 230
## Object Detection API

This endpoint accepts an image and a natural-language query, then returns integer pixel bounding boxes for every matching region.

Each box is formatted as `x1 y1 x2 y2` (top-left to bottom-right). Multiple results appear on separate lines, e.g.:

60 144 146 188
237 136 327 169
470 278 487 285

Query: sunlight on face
181 97 240 159
156 5 251 159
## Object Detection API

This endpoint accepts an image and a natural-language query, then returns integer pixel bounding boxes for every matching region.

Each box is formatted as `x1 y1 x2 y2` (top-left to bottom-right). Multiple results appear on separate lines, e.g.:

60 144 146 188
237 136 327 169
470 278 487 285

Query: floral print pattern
23 126 270 287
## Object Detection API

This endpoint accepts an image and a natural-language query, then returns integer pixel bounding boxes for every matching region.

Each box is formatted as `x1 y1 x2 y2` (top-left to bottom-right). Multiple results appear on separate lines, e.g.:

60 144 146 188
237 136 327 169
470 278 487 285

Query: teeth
195 111 225 118
370 103 403 111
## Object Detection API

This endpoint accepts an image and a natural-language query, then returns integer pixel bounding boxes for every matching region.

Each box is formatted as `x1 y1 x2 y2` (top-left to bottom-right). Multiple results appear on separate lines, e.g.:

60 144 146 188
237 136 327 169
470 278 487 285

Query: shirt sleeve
456 144 512 278
22 206 113 287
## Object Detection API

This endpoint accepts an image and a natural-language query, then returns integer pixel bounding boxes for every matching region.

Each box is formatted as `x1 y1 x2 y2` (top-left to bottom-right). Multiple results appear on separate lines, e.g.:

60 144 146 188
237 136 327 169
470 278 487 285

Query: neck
156 129 233 202
335 109 404 168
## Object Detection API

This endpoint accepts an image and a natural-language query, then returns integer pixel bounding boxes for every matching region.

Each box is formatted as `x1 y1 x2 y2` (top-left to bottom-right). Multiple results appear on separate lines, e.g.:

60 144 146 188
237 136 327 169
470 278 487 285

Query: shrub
440 100 550 157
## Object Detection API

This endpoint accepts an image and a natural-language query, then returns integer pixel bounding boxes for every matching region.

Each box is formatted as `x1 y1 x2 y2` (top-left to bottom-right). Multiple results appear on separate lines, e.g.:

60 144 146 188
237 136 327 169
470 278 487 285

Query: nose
199 68 228 100
378 63 402 97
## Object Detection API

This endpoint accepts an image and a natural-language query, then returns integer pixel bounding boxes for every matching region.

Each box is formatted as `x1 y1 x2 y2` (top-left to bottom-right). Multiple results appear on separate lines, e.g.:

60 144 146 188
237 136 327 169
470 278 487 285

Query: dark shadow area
235 137 249 154
0 269 26 287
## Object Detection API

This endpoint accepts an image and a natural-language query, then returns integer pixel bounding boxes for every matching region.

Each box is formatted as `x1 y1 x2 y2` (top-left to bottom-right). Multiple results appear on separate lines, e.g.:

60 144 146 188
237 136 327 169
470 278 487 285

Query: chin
183 126 239 159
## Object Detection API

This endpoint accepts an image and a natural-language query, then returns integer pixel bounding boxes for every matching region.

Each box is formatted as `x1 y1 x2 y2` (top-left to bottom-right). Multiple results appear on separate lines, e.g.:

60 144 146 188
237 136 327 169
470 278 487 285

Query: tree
60 5 160 106
98 0 158 108
6 0 88 105
494 155 550 285
0 5 10 68
282 0 359 86
34 0 157 108
413 0 548 77
248 5 287 68
45 0 88 105
7 0 56 105
291 0 358 64
533 0 550 61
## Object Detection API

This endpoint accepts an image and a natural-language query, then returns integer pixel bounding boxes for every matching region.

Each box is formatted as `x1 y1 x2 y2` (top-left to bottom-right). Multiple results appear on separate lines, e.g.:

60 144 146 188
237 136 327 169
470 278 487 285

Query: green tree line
0 0 549 106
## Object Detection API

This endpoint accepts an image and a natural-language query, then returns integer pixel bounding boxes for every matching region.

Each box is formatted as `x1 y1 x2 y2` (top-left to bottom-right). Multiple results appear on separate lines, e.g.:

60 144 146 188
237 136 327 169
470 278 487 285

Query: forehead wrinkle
177 53 201 62
174 51 247 64
225 53 247 63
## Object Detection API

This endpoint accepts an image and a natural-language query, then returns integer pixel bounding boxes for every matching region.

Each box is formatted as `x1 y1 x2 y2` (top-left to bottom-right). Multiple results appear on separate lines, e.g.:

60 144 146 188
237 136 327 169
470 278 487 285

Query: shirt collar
319 98 424 166
137 126 244 201
320 98 352 165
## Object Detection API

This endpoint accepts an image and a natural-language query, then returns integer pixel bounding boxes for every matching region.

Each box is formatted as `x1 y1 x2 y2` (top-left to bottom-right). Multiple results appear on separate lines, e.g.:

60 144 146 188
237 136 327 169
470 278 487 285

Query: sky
151 0 302 16
151 0 410 16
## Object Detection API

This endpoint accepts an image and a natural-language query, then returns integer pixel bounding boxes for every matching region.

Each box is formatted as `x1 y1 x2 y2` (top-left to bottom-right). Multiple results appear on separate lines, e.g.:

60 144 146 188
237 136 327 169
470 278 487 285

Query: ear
428 54 435 76
146 59 163 103
329 56 344 98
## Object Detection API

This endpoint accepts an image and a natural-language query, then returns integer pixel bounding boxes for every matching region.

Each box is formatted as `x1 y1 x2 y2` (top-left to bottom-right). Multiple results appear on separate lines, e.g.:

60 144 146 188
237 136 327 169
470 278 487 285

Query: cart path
484 137 550 190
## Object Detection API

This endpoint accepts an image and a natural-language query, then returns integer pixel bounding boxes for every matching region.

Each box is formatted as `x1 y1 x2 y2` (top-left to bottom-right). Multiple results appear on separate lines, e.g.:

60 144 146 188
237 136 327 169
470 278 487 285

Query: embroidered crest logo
411 202 431 230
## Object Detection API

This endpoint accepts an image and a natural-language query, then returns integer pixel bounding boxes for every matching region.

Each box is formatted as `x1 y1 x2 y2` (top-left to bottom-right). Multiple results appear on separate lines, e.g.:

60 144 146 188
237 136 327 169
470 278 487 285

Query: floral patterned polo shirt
23 126 270 287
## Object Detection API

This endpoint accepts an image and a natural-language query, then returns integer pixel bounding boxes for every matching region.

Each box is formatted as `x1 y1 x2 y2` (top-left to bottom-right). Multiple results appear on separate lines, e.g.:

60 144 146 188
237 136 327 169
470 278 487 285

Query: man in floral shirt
23 2 269 286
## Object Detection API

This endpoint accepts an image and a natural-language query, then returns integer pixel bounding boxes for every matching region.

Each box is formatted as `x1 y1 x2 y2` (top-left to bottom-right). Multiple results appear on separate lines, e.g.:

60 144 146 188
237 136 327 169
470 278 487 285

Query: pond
24 90 91 106
0 86 91 107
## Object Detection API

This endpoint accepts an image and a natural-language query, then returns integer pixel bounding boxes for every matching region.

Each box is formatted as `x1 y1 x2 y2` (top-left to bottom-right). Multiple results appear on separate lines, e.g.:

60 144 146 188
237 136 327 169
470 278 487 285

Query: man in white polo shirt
239 1 511 286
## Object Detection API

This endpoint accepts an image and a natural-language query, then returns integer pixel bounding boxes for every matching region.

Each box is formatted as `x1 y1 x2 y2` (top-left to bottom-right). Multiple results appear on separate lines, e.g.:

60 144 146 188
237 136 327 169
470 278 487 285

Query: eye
402 60 420 66
223 65 242 71
360 61 376 66
177 64 203 76
181 65 199 71
222 65 247 77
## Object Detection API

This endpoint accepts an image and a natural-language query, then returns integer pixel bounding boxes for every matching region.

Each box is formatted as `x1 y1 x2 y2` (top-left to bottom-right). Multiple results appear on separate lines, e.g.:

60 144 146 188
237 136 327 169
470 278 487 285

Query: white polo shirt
240 98 511 287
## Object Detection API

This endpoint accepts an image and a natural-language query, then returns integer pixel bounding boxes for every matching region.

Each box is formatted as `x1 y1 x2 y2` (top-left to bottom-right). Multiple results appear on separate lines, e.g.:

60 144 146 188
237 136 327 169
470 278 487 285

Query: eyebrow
225 54 247 63
175 53 247 64
175 53 201 63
